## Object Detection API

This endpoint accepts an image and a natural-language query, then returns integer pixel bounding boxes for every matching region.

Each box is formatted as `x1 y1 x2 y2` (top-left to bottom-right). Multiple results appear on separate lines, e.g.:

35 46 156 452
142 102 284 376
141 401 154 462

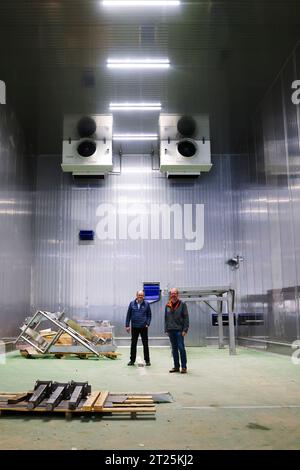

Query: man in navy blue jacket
125 290 152 366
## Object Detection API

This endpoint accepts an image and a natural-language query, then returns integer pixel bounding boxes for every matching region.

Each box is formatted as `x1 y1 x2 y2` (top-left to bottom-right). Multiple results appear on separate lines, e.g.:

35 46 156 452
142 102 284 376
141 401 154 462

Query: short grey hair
170 288 179 294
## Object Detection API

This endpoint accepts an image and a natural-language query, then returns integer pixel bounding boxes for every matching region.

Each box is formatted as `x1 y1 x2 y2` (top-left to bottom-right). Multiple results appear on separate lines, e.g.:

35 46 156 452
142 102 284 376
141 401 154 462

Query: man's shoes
181 368 187 374
146 362 151 366
169 368 180 373
127 361 135 366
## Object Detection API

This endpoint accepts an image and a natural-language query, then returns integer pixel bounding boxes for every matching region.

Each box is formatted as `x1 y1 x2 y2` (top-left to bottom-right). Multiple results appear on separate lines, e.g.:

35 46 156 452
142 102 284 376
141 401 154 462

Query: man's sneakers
181 368 187 374
146 362 151 366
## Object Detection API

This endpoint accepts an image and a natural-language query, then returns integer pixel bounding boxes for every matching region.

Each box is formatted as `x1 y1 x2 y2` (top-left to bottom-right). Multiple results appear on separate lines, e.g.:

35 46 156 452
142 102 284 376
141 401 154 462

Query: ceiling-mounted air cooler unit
159 114 212 177
61 114 113 176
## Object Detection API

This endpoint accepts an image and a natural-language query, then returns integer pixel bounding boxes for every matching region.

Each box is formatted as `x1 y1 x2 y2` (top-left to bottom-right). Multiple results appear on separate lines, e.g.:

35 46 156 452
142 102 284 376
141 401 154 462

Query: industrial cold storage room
1 0 300 452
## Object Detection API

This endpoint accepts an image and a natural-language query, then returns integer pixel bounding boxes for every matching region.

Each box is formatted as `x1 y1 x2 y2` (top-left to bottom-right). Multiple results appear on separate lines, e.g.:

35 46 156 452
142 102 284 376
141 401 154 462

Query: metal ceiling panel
0 1 300 154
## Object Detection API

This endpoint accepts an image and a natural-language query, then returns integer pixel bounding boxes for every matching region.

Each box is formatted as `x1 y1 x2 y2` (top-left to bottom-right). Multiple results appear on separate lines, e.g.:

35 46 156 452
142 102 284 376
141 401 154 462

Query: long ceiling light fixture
103 1 180 6
107 58 170 69
113 134 158 141
109 102 162 111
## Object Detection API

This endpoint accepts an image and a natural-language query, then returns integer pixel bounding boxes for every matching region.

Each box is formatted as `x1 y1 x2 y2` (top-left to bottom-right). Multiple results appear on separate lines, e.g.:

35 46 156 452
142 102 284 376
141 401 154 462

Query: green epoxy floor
1 346 300 449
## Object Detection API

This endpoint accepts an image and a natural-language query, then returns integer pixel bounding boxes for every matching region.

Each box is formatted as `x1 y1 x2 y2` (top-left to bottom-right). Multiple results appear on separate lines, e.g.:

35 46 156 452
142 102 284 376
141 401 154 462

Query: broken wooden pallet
0 391 156 419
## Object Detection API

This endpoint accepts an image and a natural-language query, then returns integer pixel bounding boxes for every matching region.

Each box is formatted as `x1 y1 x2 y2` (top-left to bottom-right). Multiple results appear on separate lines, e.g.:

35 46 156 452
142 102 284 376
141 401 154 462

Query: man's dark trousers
130 327 150 363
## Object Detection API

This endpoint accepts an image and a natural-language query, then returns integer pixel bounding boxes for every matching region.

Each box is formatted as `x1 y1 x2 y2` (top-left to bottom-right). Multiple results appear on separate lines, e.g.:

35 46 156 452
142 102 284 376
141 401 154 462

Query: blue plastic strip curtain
143 283 160 303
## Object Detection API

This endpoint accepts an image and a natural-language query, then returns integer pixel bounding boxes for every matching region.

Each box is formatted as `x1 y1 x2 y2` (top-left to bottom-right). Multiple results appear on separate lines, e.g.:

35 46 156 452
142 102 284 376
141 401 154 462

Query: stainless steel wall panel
0 106 33 337
232 43 300 345
32 154 234 344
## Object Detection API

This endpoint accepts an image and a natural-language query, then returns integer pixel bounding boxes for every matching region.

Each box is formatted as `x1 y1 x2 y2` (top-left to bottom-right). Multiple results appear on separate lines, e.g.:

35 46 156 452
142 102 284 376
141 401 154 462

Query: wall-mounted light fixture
109 102 162 111
227 255 244 270
107 58 170 69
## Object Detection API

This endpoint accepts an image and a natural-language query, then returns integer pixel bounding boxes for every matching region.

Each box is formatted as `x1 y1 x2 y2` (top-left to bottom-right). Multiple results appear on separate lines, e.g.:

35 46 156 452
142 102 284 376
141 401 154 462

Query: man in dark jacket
165 288 189 373
126 290 152 366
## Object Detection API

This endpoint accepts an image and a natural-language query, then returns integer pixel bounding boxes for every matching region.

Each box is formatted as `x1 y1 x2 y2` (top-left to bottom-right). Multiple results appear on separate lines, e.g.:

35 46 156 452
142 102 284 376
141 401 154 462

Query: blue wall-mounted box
79 230 94 241
143 282 161 304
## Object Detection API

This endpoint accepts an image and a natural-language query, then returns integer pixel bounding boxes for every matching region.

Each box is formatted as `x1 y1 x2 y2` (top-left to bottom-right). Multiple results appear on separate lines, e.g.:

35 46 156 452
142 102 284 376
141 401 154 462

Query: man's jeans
168 330 187 369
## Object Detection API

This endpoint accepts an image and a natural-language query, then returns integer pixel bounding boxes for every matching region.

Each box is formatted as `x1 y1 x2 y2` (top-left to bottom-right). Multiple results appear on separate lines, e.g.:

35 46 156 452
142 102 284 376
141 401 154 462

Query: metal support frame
178 286 236 356
15 310 100 357
26 380 92 411
15 310 62 354
46 383 70 411
43 311 100 356
68 382 91 410
217 297 224 349
227 289 236 355
27 381 53 410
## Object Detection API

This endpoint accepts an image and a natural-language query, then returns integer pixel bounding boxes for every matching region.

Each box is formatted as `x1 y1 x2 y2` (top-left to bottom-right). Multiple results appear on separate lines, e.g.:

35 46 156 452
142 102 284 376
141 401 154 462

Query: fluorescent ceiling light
109 102 161 111
113 134 158 141
103 1 180 6
107 58 170 69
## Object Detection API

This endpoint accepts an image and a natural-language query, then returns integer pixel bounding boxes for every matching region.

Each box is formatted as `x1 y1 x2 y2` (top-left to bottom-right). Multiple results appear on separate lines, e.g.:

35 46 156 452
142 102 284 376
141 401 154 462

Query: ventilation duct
159 114 212 177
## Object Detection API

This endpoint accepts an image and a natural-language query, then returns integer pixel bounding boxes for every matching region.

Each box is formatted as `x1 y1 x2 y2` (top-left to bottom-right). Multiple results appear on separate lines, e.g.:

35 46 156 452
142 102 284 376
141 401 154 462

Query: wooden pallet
0 391 156 419
19 350 120 360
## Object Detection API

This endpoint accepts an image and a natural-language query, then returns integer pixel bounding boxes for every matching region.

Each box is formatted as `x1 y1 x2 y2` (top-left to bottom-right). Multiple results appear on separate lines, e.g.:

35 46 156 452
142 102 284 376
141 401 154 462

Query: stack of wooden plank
0 392 32 404
40 329 73 345
82 391 156 415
